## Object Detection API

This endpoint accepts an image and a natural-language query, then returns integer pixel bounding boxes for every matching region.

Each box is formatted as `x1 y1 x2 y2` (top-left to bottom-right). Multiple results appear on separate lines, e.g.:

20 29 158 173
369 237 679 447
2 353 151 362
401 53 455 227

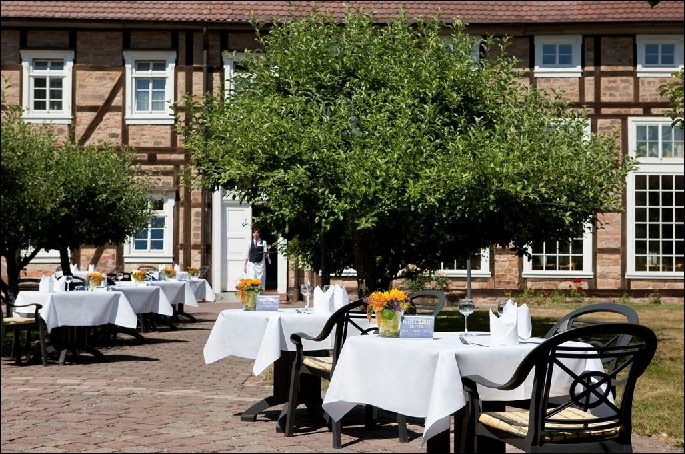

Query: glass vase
88 280 98 291
242 292 258 311
376 309 401 338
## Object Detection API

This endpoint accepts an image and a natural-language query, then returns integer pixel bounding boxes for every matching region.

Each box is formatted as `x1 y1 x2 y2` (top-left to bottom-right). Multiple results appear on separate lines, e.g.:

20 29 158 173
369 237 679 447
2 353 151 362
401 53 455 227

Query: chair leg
284 367 301 437
38 322 48 366
364 404 377 429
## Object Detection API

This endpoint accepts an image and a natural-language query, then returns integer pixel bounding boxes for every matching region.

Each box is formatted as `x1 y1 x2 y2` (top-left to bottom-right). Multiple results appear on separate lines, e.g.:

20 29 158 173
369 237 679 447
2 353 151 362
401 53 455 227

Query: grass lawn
436 299 684 447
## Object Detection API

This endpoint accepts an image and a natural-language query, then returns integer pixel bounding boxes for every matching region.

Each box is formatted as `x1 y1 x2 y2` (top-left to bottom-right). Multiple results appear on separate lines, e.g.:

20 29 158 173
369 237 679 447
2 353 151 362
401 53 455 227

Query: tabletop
111 284 174 316
149 280 199 308
14 290 138 332
322 331 604 446
203 308 336 375
185 278 216 302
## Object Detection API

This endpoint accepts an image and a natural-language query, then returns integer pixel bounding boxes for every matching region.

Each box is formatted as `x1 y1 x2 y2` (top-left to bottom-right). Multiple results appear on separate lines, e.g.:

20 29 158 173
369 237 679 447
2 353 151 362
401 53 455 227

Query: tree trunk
59 247 72 276
353 232 393 294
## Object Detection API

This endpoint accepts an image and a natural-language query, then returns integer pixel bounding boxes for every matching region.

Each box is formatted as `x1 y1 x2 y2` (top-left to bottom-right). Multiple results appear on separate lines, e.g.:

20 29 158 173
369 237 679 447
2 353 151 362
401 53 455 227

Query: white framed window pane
558 44 573 65
542 44 556 65
124 51 175 124
530 238 585 271
632 174 684 272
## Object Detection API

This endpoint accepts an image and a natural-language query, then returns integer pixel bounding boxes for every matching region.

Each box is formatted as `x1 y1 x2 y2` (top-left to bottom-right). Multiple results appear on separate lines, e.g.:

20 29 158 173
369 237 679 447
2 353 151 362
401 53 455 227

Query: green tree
176 7 635 292
659 67 684 130
1 83 152 300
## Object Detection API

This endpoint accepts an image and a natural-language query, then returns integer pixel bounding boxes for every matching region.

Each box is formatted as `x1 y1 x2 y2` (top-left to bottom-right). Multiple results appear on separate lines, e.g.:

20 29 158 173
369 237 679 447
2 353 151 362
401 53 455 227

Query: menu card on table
256 295 280 311
400 315 435 339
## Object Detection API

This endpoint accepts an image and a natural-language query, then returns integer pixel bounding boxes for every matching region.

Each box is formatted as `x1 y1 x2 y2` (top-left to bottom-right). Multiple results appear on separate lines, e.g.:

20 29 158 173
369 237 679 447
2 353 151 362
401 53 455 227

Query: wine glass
300 283 313 311
458 299 476 334
65 275 73 292
116 271 124 283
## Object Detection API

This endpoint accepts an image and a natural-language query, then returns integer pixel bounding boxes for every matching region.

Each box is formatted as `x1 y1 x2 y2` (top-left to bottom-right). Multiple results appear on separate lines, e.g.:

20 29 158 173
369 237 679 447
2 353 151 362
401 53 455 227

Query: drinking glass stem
464 315 468 333
304 294 310 309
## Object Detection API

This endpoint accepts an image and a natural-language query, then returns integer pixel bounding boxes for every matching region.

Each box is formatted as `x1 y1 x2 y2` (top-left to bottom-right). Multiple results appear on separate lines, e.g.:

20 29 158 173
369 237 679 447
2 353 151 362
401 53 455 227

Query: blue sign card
256 295 280 311
400 315 435 339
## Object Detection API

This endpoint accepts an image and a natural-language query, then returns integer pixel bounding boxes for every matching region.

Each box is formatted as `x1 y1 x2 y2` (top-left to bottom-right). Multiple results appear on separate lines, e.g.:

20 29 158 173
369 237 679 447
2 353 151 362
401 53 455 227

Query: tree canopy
1 86 152 299
176 7 635 291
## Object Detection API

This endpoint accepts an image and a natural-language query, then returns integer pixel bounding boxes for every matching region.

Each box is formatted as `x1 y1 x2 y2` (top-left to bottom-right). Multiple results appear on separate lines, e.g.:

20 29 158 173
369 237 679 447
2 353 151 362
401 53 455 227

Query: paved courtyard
1 295 681 453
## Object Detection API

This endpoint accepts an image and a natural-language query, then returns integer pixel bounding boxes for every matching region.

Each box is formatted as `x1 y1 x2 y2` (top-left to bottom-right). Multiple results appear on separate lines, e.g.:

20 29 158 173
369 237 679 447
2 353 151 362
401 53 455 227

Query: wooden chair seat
3 316 37 326
479 407 620 442
303 355 333 373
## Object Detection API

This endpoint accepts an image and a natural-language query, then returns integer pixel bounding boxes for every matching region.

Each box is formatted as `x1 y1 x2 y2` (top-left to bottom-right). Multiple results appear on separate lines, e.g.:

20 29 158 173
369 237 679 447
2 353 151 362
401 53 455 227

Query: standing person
243 227 270 290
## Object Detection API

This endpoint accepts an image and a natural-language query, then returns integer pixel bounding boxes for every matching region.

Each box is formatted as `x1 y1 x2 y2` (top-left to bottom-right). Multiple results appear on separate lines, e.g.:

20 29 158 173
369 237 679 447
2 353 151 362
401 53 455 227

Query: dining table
149 280 199 322
13 290 138 364
203 308 355 430
322 331 606 453
184 278 216 302
111 283 175 337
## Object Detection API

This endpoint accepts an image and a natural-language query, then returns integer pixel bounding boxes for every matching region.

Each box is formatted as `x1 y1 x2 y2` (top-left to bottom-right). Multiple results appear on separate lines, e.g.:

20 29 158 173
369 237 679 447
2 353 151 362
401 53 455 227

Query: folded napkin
70 264 78 273
332 284 349 310
517 303 532 340
174 264 180 272
313 286 334 313
53 276 67 292
88 264 95 272
489 304 519 346
39 275 54 292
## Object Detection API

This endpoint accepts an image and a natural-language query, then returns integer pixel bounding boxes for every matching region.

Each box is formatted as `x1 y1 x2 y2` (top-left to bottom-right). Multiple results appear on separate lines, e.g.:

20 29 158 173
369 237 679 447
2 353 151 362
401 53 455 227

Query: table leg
175 303 197 322
52 326 110 365
241 351 293 422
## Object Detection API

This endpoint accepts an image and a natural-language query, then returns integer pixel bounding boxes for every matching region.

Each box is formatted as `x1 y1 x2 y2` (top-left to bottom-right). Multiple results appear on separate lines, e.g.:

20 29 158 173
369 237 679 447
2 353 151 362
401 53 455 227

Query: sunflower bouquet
186 266 199 277
132 270 147 282
162 267 176 279
86 272 104 288
236 278 263 298
364 288 412 322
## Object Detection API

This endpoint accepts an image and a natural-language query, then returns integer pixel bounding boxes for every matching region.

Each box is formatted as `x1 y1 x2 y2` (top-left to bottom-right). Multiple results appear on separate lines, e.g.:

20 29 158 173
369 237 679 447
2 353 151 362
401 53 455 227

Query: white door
225 204 251 292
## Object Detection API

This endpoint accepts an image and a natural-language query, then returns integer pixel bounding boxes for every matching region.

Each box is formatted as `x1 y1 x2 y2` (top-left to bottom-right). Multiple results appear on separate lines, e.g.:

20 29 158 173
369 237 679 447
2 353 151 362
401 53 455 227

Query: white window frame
123 50 176 125
439 249 491 278
522 227 594 279
626 117 684 279
20 49 74 124
534 35 582 78
123 192 175 263
636 35 684 78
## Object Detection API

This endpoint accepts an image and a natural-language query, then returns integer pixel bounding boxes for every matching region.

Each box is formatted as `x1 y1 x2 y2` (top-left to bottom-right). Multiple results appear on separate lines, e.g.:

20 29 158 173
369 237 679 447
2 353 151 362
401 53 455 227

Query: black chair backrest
408 290 447 316
504 323 657 445
197 266 209 279
290 298 367 375
545 303 639 338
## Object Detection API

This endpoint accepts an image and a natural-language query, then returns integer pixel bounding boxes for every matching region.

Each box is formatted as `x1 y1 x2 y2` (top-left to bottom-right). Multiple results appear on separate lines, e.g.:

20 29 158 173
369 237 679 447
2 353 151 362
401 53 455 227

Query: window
20 50 74 124
123 50 176 124
522 229 594 278
439 249 491 278
627 118 684 278
440 35 481 62
123 192 175 263
636 35 684 77
534 35 582 78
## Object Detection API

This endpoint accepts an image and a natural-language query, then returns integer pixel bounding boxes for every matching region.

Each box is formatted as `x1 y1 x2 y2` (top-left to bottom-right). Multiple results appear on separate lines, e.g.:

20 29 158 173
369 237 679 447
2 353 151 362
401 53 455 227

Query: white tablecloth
149 281 198 307
322 331 604 445
14 290 138 332
203 308 341 375
186 278 216 302
111 285 174 316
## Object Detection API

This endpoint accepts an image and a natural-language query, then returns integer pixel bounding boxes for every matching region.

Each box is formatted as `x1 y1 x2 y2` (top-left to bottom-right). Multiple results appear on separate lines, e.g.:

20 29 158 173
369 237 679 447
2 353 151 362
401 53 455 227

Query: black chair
546 303 640 398
406 289 447 316
196 265 209 279
461 323 657 453
284 299 373 448
1 293 49 366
